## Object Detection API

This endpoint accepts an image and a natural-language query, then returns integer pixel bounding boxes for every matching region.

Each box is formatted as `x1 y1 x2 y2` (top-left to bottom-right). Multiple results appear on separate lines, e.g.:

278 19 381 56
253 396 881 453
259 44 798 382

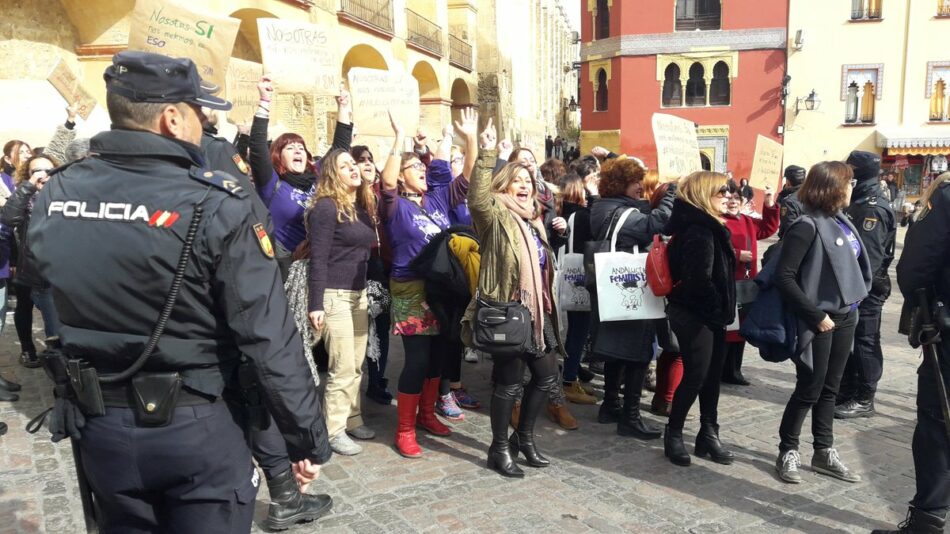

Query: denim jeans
31 287 60 339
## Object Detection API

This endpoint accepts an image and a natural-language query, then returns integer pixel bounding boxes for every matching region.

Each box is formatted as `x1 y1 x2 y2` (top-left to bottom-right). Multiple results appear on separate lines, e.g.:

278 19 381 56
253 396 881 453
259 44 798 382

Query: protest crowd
0 48 946 534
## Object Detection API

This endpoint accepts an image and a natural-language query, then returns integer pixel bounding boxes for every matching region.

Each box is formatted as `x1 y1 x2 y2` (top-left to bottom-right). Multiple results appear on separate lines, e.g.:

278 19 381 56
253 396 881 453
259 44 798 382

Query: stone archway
450 77 475 128
341 44 388 78
412 60 444 136
229 8 279 63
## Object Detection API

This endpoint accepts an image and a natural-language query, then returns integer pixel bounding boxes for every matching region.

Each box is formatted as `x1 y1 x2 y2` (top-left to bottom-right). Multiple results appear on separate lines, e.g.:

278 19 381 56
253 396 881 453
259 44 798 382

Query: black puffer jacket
667 198 736 328
1 181 47 289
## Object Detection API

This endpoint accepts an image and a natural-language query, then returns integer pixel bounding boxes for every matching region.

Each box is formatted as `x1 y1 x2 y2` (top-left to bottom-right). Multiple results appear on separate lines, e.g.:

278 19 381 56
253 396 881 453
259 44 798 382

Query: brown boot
546 403 579 430
510 400 521 429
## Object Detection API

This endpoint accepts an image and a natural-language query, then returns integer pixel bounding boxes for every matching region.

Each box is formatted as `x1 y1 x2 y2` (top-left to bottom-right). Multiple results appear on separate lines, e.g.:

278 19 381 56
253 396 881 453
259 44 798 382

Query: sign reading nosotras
127 0 241 89
749 134 784 191
225 58 263 126
47 59 97 120
652 113 702 182
257 18 339 96
347 68 420 137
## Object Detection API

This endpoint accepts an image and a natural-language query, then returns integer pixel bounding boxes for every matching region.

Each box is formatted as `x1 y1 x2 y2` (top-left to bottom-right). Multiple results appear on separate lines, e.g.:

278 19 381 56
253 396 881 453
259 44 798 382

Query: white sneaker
329 433 362 456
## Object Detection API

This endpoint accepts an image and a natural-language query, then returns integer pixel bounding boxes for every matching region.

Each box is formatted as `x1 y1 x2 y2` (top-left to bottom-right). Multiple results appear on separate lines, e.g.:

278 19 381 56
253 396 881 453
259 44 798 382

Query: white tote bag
556 213 591 312
594 209 666 322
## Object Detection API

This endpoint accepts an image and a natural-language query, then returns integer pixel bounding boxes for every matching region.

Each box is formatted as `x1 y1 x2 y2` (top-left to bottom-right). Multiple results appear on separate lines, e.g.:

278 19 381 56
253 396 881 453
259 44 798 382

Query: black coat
667 198 736 328
846 179 896 301
0 181 46 289
778 185 803 238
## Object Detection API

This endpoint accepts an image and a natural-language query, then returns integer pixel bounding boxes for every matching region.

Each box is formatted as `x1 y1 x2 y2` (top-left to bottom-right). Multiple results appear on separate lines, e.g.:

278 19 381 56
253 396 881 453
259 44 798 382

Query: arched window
709 61 730 106
931 79 947 121
845 81 860 123
595 0 610 39
685 63 706 107
860 80 876 123
595 69 608 111
676 0 722 31
662 63 683 107
700 153 712 171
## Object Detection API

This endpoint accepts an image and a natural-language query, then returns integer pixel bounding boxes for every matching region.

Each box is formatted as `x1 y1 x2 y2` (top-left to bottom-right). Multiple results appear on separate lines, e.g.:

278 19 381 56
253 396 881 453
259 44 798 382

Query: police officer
879 173 950 534
836 151 897 419
28 51 332 533
777 164 806 238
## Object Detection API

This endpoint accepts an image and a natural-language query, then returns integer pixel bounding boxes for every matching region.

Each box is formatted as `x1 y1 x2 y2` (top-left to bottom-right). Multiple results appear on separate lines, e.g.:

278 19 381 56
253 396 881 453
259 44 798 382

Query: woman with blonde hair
664 171 737 467
305 149 379 456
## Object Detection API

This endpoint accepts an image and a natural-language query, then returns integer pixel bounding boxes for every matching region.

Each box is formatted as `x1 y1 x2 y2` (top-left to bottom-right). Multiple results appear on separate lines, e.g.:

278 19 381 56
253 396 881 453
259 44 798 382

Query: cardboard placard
47 59 97 120
225 58 263 126
257 18 339 96
347 67 419 137
127 0 241 89
749 134 784 190
651 113 702 182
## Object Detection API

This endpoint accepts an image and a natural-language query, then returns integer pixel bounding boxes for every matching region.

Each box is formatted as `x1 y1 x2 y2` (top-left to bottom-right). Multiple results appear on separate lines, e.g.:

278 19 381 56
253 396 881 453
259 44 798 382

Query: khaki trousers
322 289 369 437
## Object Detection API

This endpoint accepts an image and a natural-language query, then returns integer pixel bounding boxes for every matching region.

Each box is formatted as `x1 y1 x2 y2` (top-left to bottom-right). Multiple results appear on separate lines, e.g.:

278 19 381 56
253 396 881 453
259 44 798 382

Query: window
709 61 730 106
845 82 860 123
860 80 876 122
842 65 882 124
595 69 608 111
700 153 712 171
931 78 947 121
685 63 706 107
662 63 683 107
676 0 722 31
940 0 950 17
851 0 882 20
595 0 610 39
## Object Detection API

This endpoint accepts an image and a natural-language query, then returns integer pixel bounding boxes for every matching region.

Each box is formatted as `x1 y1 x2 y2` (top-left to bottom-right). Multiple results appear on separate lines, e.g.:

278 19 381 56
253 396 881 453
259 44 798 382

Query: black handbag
735 234 759 306
471 296 534 356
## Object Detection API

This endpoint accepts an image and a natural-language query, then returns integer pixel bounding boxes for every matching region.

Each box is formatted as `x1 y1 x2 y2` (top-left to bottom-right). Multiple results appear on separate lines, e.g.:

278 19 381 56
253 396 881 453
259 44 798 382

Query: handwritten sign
225 58 263 126
127 0 240 89
348 68 419 137
749 134 784 190
258 18 339 96
651 113 702 182
47 59 97 120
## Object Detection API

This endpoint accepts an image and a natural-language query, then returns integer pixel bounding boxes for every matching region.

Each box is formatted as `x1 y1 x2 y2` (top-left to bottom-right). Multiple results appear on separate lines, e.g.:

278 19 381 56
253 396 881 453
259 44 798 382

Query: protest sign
226 58 263 126
257 18 339 96
348 68 420 136
47 59 97 120
749 134 784 190
127 0 240 89
652 113 702 182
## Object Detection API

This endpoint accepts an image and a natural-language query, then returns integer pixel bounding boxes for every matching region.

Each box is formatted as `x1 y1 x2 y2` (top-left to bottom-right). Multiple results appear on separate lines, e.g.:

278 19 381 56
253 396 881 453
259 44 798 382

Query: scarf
282 170 317 191
495 194 547 351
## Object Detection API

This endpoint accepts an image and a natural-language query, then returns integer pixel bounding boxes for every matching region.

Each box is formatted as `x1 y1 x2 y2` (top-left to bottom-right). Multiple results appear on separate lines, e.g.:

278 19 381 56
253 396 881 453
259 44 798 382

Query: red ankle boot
417 379 451 436
395 392 423 458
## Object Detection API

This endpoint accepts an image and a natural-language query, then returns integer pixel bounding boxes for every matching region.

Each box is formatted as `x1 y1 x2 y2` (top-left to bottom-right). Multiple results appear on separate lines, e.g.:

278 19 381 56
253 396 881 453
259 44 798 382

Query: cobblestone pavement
0 230 928 533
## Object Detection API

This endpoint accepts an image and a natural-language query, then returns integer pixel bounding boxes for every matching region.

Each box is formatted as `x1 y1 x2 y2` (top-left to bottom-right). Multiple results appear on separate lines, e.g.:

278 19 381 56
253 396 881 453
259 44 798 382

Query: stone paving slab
0 230 926 533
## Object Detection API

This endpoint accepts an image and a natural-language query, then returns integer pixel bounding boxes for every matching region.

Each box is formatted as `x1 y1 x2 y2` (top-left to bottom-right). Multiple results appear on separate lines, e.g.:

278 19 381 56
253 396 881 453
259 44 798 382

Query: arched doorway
342 44 388 78
412 60 443 137
450 78 474 128
230 9 278 63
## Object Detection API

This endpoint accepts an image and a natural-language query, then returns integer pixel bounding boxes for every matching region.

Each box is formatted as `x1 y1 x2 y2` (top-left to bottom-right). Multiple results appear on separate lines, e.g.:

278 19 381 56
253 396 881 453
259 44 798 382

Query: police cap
846 150 882 183
784 165 806 186
103 51 232 111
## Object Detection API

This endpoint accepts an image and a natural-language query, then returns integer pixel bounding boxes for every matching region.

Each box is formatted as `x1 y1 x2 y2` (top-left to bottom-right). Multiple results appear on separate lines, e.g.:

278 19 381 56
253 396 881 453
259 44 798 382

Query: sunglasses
849 179 857 187
716 186 731 198
401 162 426 172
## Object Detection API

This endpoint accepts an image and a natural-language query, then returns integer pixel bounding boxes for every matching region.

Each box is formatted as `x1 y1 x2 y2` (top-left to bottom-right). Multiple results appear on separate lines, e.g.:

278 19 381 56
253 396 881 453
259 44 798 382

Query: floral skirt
390 279 439 336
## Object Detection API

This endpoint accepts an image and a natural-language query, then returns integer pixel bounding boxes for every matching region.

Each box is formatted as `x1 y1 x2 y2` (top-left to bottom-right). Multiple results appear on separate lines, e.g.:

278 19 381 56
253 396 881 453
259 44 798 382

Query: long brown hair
798 161 853 215
309 149 377 224
556 172 586 215
15 154 61 185
3 140 31 170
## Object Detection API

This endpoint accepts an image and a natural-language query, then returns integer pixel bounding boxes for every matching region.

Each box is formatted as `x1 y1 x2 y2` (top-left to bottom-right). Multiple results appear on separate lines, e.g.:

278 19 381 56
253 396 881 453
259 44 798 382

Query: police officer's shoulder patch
253 223 275 259
231 154 251 176
189 168 248 198
781 206 788 216
863 217 878 231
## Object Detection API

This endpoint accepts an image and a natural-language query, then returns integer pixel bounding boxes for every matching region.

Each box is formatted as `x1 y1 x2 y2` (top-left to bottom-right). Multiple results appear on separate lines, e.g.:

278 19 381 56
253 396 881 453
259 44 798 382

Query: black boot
488 383 524 478
509 374 555 468
616 364 660 440
0 422 6 436
871 507 946 534
597 360 623 424
263 468 333 531
0 375 21 392
664 424 691 466
0 389 18 402
694 422 735 465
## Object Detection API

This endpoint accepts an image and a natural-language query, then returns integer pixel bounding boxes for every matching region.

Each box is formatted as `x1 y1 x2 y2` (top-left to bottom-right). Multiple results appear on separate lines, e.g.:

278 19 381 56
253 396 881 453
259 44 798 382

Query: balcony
406 9 443 57
675 13 721 31
339 0 393 36
449 35 472 72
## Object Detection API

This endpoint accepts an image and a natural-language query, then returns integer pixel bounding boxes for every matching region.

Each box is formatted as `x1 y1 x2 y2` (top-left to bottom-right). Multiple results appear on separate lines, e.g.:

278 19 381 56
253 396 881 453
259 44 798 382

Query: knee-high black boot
510 373 556 468
598 360 624 424
488 383 524 478
617 363 661 439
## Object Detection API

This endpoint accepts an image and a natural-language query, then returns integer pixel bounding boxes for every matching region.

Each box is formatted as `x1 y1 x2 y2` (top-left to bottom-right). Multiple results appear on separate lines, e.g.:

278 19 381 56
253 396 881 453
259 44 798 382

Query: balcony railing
406 9 443 56
449 35 472 71
675 13 721 31
339 0 393 34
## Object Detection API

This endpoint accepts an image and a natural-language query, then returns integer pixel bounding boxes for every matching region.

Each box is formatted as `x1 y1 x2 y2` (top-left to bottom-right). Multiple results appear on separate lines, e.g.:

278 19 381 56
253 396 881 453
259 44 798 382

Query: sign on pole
47 59 97 120
257 18 339 96
651 113 702 182
749 134 784 190
347 68 420 137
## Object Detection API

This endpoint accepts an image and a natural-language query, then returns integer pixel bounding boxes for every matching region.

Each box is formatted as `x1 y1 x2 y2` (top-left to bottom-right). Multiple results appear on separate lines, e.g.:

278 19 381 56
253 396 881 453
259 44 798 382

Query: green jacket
460 149 565 356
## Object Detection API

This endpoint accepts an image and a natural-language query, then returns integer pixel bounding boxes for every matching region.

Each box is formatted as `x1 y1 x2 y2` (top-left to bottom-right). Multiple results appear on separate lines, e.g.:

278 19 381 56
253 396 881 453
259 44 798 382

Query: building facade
784 0 950 198
0 0 577 159
578 0 787 181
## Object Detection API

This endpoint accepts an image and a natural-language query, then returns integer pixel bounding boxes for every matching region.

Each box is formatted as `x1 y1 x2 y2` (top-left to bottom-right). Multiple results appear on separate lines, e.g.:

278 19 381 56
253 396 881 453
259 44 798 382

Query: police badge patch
232 154 251 176
781 206 788 217
863 217 878 231
253 223 275 258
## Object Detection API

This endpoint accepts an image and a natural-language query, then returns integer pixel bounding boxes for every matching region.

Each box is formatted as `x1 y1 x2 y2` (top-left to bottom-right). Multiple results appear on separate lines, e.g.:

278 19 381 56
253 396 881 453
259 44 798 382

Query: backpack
646 234 674 297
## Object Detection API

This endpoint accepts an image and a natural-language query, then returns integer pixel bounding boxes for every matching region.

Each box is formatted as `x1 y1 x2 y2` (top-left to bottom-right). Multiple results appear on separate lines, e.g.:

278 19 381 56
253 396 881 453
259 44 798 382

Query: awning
877 130 950 156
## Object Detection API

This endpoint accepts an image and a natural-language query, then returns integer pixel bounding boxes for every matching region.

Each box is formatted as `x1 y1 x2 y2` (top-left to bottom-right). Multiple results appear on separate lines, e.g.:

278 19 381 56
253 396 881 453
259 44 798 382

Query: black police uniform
895 182 950 525
839 174 897 412
28 52 332 533
777 164 806 239
200 123 272 232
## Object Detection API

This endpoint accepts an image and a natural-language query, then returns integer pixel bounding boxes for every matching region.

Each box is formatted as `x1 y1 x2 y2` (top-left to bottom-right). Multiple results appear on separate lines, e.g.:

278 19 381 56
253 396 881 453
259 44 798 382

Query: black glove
48 384 85 443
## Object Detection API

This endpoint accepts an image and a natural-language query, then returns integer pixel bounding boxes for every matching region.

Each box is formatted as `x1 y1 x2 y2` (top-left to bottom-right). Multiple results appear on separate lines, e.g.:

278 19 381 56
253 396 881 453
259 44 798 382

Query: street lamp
567 96 577 112
795 89 821 114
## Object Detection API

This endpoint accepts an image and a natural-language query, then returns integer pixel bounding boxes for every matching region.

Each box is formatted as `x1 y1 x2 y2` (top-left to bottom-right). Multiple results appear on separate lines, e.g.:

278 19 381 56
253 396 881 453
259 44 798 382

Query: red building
579 0 788 180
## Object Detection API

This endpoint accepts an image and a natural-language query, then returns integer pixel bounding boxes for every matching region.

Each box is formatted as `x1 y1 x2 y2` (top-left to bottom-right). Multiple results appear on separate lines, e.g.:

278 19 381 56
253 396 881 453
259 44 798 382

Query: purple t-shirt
0 172 14 279
257 171 313 252
837 220 862 309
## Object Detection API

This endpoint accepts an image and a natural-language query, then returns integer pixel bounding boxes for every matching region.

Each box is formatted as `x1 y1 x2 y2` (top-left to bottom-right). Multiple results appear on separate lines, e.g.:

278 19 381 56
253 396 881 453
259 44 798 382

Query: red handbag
646 234 674 297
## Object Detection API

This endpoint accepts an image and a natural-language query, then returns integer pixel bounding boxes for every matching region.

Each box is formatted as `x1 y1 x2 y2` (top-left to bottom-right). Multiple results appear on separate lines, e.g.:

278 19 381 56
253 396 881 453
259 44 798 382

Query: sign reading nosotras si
257 18 339 96
47 59 97 120
127 0 241 90
749 134 784 191
652 113 702 182
225 58 263 126
347 68 420 137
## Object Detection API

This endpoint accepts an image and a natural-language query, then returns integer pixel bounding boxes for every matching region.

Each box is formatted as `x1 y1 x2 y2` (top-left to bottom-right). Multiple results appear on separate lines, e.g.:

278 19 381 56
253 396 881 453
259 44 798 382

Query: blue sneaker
451 387 481 410
436 393 465 421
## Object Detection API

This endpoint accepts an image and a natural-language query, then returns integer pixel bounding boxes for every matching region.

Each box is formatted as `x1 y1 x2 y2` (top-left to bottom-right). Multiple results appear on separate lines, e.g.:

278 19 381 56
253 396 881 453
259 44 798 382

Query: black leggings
779 310 858 452
492 350 559 388
440 335 464 395
398 335 445 394
668 305 726 430
13 283 35 355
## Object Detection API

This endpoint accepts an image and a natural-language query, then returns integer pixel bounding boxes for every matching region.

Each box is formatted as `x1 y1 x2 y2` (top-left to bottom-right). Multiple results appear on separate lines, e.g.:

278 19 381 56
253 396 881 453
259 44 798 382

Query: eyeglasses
401 162 426 172
849 179 857 187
